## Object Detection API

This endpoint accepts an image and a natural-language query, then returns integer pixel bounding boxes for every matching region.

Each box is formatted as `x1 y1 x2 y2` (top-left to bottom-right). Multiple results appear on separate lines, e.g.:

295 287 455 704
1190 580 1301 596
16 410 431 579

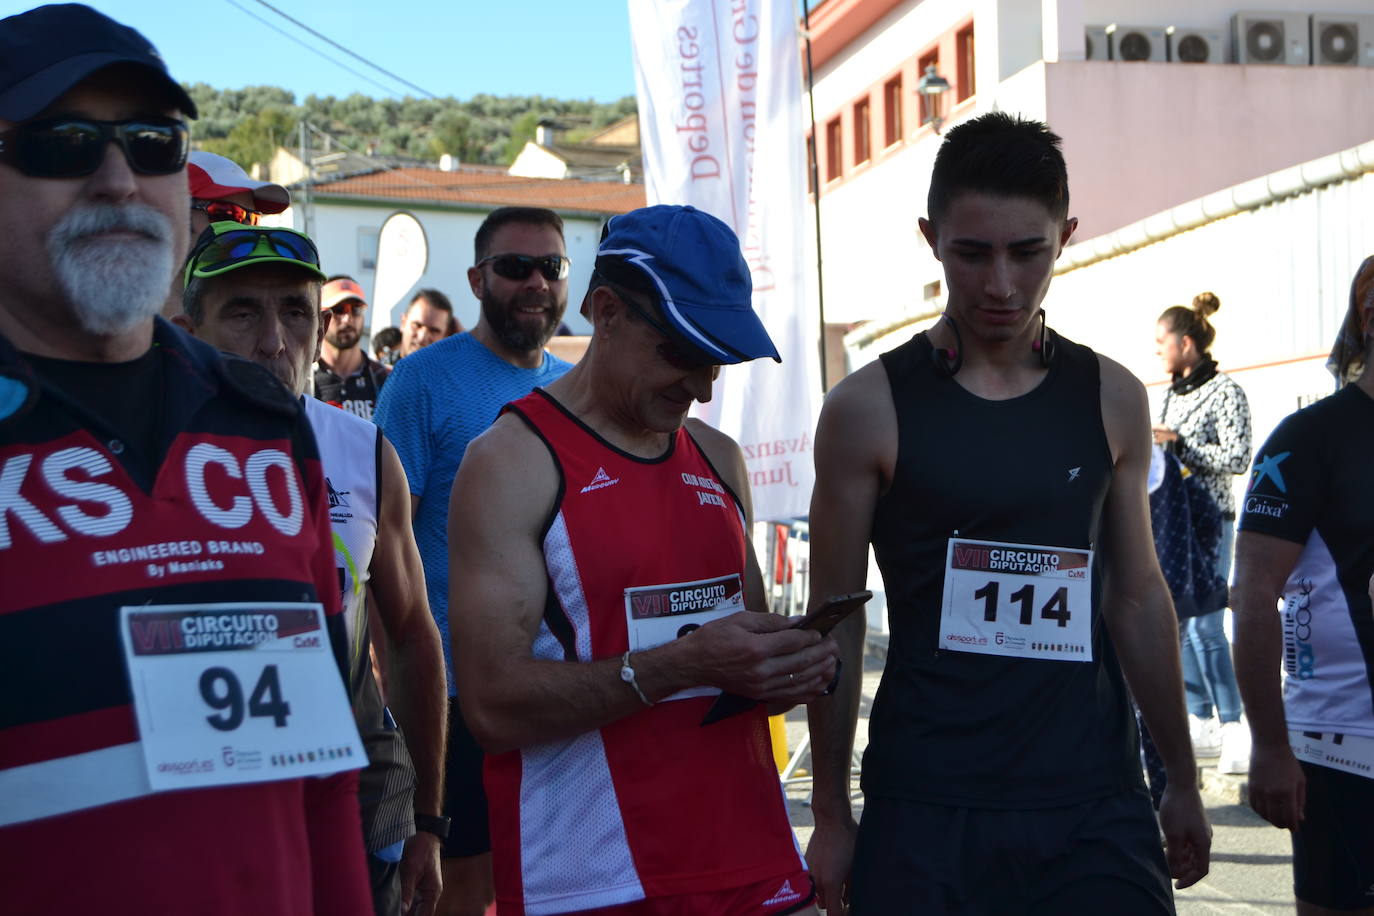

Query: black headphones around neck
930 309 1056 378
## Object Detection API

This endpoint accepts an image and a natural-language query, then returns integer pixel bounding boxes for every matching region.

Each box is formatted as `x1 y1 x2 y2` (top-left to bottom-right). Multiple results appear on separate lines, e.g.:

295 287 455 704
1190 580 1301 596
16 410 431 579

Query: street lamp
917 64 952 134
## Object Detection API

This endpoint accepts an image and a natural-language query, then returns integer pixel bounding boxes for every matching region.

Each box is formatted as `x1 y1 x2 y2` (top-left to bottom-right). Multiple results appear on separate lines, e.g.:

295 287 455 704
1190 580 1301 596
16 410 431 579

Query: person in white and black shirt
1153 292 1253 774
315 275 390 419
1233 255 1374 913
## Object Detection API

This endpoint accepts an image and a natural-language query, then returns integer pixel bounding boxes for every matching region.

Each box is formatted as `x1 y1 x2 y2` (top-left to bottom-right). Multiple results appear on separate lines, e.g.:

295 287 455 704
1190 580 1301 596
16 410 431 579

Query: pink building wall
1046 60 1374 240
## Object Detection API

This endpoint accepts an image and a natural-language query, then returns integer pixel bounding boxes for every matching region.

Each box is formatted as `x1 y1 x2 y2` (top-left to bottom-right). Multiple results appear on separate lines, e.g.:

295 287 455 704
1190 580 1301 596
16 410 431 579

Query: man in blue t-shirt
373 206 573 916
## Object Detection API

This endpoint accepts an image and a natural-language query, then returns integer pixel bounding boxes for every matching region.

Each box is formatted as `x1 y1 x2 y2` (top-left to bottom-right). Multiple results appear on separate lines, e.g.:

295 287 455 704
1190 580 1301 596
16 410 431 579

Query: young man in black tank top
805 113 1211 915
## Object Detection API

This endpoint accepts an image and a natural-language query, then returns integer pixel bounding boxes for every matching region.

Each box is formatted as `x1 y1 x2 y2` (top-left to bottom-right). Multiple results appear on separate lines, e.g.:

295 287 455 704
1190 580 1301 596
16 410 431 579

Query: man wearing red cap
187 150 290 236
159 150 292 319
317 275 390 419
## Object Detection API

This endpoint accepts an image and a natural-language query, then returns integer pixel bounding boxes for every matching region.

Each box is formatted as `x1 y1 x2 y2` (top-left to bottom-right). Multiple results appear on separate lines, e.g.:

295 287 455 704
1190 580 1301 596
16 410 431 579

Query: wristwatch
414 813 451 839
620 651 653 707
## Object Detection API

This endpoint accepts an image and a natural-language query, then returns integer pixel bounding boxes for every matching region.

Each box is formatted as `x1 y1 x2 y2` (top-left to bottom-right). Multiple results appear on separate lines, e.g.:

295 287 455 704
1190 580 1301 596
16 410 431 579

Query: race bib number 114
940 538 1093 662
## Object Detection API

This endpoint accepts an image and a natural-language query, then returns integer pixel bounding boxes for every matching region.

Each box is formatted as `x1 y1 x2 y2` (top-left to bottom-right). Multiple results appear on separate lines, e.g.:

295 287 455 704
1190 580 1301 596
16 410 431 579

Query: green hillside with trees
184 83 638 173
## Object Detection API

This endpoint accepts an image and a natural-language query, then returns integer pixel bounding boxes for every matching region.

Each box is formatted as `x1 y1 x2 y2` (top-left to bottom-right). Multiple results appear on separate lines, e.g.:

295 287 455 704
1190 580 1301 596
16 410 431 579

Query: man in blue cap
0 6 371 913
445 204 837 916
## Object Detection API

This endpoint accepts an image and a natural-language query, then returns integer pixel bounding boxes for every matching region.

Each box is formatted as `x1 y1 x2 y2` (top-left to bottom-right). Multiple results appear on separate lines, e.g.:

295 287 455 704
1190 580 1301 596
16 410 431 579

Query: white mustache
50 202 171 246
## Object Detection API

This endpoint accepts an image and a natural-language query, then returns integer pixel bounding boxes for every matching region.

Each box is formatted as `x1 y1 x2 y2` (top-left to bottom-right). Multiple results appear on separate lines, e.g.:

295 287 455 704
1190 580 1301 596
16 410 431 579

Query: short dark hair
373 326 401 354
410 287 453 316
927 112 1070 224
474 207 565 262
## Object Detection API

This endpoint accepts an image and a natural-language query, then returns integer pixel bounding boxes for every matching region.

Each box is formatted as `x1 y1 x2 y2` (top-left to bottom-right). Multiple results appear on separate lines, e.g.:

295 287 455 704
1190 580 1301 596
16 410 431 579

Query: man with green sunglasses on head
178 221 450 916
0 5 373 914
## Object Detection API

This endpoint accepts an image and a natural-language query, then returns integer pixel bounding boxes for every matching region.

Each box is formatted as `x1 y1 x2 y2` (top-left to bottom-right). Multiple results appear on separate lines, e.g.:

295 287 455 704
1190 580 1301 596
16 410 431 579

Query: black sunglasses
612 286 716 371
478 253 570 282
0 116 189 179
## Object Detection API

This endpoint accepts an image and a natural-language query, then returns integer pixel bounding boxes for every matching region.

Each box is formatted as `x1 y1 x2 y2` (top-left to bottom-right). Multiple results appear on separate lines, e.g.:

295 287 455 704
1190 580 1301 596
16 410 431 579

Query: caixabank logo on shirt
0 430 319 610
1245 450 1291 519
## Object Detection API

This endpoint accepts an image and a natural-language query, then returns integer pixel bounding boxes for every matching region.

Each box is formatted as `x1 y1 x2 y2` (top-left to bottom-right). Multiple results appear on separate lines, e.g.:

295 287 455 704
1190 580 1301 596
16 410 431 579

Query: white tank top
302 396 379 670
303 397 416 855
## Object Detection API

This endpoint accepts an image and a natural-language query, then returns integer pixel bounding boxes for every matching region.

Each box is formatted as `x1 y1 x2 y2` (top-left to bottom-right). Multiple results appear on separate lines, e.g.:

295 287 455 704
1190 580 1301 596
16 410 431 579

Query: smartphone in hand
791 590 872 635
700 591 872 725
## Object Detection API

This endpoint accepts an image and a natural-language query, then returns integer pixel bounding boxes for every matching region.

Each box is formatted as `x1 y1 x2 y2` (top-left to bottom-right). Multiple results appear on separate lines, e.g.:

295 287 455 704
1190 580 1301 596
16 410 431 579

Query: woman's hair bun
1192 291 1220 318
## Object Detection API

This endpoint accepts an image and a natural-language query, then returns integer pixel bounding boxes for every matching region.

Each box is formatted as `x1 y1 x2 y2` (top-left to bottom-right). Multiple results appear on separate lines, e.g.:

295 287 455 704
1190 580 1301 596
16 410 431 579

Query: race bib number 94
120 602 365 791
940 538 1093 662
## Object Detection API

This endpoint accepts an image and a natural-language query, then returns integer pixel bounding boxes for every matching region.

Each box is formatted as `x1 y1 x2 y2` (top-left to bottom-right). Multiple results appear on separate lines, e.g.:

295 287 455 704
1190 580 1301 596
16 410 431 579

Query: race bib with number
624 573 744 701
1290 730 1374 780
940 538 1093 662
119 602 365 791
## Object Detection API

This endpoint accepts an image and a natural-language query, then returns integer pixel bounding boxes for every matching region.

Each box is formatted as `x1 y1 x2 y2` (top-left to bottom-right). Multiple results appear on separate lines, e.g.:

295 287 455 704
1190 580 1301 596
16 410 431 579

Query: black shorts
1294 761 1374 910
441 698 490 858
850 787 1174 915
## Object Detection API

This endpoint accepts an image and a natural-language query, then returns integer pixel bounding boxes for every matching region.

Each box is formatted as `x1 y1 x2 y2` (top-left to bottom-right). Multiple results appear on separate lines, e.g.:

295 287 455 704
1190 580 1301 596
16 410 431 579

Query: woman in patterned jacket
1153 291 1253 775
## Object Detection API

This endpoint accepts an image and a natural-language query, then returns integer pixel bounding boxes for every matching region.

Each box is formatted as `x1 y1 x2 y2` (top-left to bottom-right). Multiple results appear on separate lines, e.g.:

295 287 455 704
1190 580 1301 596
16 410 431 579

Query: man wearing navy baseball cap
0 6 373 914
593 203 781 366
444 204 836 914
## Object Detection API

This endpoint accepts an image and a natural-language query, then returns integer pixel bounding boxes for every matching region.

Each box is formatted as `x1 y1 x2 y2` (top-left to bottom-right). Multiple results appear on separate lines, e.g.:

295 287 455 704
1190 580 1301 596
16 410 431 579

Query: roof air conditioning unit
1311 14 1374 67
1085 25 1111 60
1167 26 1224 63
1232 12 1309 65
1107 24 1167 62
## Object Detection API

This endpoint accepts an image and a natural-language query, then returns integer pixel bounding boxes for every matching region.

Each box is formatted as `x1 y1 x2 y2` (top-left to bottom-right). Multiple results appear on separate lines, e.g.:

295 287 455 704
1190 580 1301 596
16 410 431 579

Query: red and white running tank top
487 390 804 915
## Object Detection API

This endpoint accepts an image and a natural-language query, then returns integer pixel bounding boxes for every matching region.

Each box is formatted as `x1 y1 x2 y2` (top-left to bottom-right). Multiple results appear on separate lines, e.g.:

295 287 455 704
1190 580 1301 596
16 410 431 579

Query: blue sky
4 0 639 102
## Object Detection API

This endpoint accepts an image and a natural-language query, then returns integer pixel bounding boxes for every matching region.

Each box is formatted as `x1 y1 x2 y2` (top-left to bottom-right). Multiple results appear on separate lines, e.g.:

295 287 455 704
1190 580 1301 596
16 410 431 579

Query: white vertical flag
629 0 820 521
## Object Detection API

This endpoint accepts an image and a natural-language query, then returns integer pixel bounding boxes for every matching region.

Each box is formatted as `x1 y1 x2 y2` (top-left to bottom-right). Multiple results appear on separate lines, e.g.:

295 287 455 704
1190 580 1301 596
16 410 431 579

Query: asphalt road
780 654 1297 914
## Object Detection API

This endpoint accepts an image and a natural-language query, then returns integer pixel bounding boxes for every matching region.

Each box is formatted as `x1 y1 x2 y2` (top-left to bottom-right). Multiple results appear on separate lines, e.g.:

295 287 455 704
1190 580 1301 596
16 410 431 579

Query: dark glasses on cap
192 199 260 226
478 253 570 282
184 226 320 286
613 286 716 372
0 116 189 179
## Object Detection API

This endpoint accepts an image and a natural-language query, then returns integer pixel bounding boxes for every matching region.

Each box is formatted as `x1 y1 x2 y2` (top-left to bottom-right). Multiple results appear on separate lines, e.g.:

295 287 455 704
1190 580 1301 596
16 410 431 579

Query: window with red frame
957 25 976 102
883 76 903 147
853 97 871 165
825 117 842 182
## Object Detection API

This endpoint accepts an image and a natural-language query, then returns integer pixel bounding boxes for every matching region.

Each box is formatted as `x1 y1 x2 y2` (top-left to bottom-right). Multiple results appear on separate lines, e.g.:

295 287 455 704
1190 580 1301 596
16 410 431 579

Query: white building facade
809 0 1374 328
266 168 646 334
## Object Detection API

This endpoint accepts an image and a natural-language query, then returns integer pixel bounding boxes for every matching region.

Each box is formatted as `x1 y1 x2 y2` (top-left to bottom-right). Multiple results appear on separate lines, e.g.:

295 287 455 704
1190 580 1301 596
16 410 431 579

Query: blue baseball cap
0 4 197 122
595 205 780 365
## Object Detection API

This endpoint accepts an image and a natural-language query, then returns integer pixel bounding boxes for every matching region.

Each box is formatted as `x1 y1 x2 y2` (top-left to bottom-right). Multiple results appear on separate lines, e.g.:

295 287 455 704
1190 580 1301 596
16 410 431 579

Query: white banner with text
629 0 820 521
